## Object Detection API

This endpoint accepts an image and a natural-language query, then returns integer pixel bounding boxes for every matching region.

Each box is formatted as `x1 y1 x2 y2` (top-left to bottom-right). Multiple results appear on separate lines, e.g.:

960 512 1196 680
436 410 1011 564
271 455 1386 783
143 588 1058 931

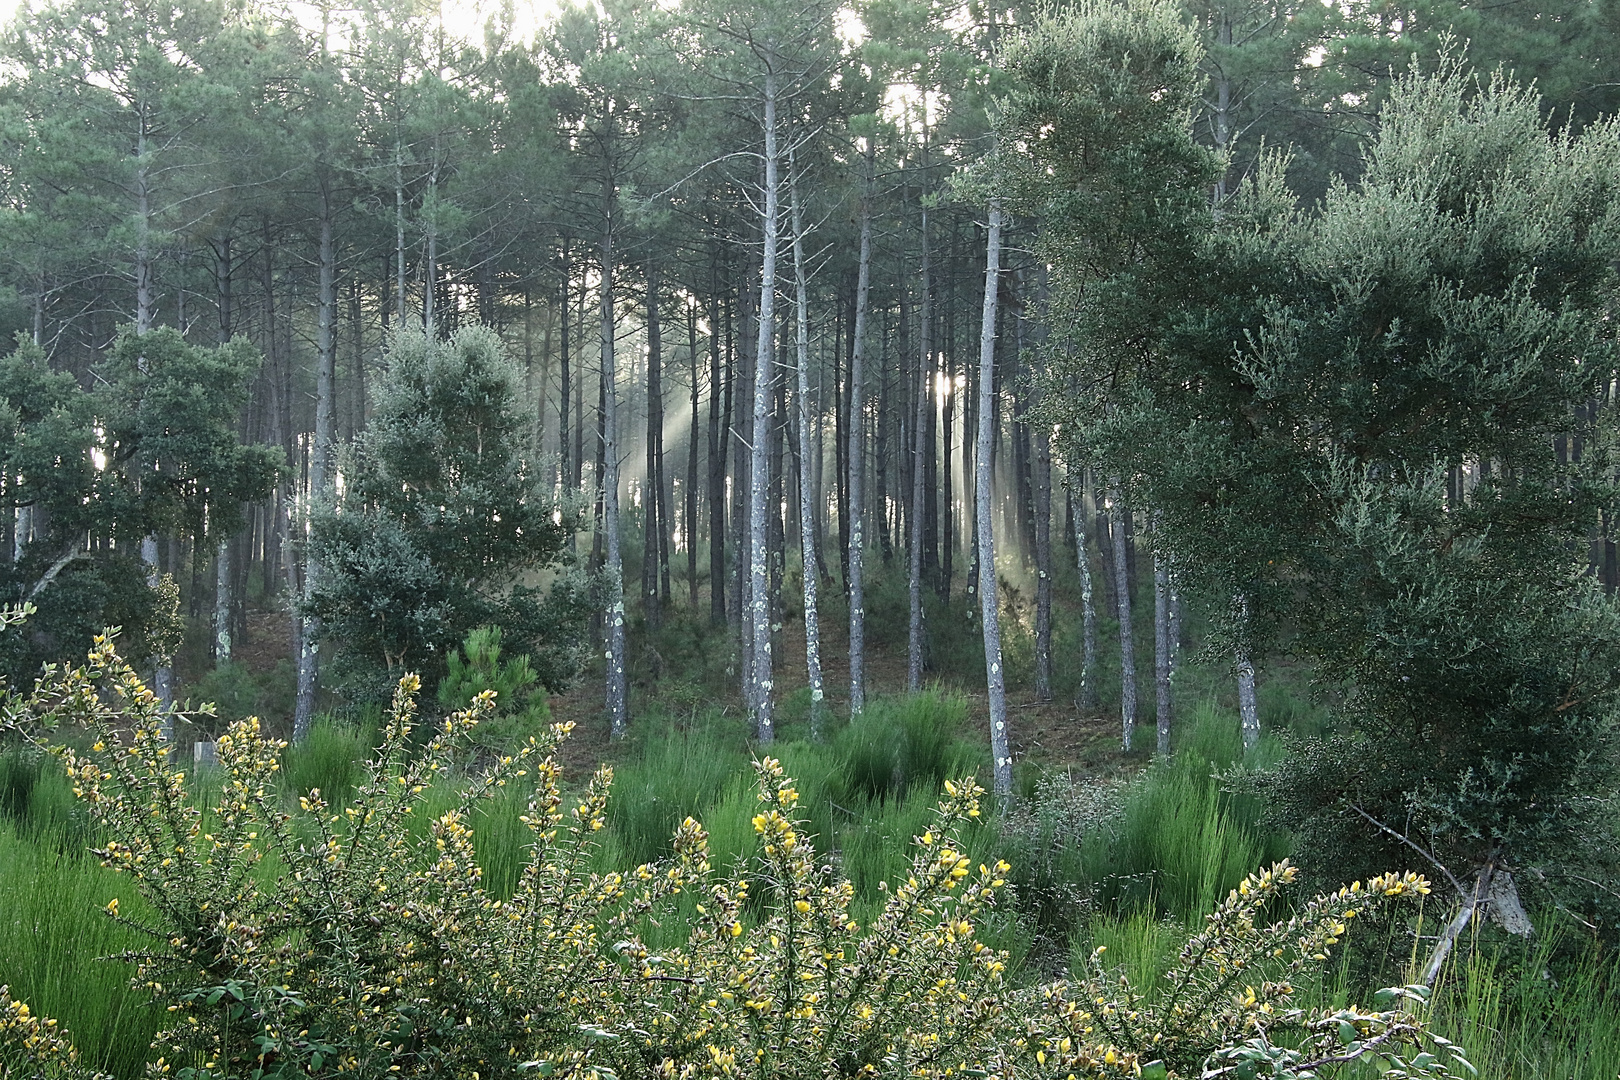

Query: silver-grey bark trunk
1075 475 1099 711
788 147 826 737
602 186 629 737
1033 423 1053 702
1154 539 1172 757
295 205 336 743
748 70 780 743
214 538 232 663
846 143 875 717
1236 593 1259 749
1109 481 1135 751
976 202 1011 804
907 202 932 693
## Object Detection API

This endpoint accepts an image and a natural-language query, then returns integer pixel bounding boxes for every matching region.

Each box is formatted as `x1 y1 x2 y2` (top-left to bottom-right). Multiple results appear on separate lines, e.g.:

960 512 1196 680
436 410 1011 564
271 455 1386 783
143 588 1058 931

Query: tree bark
907 200 932 693
1074 471 1100 712
747 70 780 742
295 198 337 743
1110 481 1136 751
846 142 875 717
976 202 1011 804
214 537 232 663
1236 593 1260 749
789 151 826 735
708 276 726 625
601 182 629 737
644 259 665 634
1154 535 1172 756
1033 421 1053 702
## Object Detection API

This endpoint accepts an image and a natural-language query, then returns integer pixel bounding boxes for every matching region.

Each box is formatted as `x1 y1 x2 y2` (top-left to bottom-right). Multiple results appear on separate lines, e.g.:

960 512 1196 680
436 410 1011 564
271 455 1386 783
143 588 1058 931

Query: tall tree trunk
788 151 826 735
708 277 726 625
1074 471 1099 711
687 300 701 610
295 199 337 743
559 239 572 499
134 122 155 335
395 143 408 329
1110 481 1136 751
1236 594 1260 750
847 143 875 717
908 200 932 693
1154 530 1172 756
601 184 629 738
214 538 232 663
747 70 780 743
977 202 1011 804
1033 422 1053 702
644 259 664 634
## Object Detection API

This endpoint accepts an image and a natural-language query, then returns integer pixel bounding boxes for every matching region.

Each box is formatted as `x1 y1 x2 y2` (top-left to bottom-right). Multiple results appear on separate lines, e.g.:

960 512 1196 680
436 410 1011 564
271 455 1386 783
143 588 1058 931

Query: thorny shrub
11 634 1473 1079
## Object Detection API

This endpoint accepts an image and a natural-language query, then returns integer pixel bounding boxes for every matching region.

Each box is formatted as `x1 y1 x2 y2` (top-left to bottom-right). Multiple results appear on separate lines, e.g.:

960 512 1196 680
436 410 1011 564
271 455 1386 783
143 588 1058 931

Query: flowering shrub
0 985 105 1080
16 635 1472 1079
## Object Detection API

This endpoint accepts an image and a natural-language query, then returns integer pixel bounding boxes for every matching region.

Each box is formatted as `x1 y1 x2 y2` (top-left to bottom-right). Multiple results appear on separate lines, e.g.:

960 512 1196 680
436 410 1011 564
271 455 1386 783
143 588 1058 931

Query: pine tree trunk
708 279 726 625
747 71 780 742
559 239 572 499
1110 481 1136 751
1154 535 1172 757
214 537 232 663
601 185 629 737
847 144 875 717
977 202 1012 804
1237 594 1260 750
1033 422 1053 702
789 151 826 735
687 301 701 610
908 202 932 693
1074 473 1099 711
296 200 336 743
644 260 664 634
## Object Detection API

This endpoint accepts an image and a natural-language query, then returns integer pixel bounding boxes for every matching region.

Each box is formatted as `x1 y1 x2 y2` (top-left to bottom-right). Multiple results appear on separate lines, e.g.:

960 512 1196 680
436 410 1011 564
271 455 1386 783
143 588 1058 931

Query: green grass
6 684 1618 1077
0 821 159 1078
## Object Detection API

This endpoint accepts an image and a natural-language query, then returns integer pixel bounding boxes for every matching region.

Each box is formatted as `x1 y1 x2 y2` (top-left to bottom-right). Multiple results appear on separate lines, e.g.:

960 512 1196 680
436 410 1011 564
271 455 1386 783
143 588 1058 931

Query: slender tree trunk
977 202 1011 804
134 123 155 335
644 260 664 634
847 143 875 717
1237 594 1260 750
1033 422 1053 702
601 184 629 737
788 149 826 736
1110 481 1136 751
907 201 932 692
1154 528 1172 756
394 144 408 328
295 199 337 743
559 239 572 497
708 278 726 625
214 538 232 663
687 300 701 609
1074 472 1099 711
747 70 780 742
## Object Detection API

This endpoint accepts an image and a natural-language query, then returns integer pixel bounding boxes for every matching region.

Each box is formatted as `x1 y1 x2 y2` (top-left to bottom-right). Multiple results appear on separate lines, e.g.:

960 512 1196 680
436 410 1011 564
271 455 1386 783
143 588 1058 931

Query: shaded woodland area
6 0 1620 1075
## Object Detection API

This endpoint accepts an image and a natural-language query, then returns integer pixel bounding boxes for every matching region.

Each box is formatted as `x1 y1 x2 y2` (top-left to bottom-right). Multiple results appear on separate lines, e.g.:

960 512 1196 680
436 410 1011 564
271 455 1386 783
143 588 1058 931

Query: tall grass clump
997 699 1293 942
605 713 752 866
1425 930 1620 1079
0 821 159 1078
280 715 372 805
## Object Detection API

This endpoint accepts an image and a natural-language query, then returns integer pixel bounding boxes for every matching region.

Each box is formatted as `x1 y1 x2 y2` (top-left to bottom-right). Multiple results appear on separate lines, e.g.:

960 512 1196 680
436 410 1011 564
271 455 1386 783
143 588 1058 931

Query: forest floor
226 593 1131 783
542 607 1134 785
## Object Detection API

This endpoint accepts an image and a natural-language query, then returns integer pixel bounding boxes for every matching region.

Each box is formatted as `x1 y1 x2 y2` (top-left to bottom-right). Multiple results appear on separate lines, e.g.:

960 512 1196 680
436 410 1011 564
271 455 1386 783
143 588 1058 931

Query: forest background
3 0 1620 1074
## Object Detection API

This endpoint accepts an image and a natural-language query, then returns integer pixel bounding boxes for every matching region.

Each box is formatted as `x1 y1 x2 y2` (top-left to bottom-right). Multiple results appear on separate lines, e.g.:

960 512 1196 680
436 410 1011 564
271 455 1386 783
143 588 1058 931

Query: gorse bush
7 632 1471 1079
